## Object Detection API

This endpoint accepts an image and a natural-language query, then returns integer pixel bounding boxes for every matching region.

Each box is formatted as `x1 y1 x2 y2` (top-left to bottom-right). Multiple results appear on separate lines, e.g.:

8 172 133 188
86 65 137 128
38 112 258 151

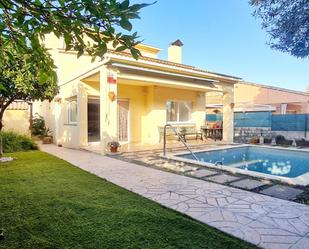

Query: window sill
167 121 196 125
64 123 77 126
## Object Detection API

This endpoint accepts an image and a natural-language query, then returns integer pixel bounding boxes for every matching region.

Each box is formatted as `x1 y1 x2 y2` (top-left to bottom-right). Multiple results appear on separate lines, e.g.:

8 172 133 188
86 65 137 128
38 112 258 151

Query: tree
0 0 152 87
0 45 58 130
250 0 309 58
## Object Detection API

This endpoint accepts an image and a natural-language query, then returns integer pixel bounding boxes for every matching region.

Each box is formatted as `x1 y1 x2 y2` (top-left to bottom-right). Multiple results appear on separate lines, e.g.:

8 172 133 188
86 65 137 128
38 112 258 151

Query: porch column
222 85 234 143
99 67 118 151
77 82 88 146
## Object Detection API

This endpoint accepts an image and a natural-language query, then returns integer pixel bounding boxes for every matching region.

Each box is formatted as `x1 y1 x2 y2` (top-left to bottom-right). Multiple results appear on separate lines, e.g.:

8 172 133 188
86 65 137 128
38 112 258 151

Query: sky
130 0 309 92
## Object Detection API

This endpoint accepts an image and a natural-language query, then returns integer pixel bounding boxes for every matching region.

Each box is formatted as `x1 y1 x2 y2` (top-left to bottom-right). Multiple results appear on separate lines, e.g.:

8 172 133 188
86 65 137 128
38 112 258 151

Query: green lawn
0 151 256 249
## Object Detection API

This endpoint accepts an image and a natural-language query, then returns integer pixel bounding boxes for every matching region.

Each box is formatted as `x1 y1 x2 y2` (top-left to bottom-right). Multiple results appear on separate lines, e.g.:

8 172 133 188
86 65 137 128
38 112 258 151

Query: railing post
163 124 199 161
163 124 169 156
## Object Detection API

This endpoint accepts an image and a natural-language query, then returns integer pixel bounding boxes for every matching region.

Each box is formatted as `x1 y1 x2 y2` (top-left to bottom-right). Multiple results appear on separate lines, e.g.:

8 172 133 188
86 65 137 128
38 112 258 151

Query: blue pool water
178 146 309 178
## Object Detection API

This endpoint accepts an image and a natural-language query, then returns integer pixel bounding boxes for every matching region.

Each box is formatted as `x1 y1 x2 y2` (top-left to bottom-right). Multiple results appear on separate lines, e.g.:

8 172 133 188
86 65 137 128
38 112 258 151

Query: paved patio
41 144 309 249
109 146 305 201
84 139 227 153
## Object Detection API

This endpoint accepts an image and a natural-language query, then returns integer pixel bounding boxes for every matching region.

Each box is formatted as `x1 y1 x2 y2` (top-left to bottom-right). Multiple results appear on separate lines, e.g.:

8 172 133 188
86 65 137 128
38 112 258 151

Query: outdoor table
200 126 223 141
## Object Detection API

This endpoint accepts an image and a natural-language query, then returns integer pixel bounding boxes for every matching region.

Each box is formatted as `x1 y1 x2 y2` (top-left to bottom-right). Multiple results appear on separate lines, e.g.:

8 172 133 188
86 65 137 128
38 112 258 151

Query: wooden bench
158 125 203 142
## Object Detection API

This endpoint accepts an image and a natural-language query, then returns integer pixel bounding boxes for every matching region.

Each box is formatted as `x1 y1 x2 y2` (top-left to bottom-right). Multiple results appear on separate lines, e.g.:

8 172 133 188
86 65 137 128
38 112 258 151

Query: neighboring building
34 34 239 150
3 101 30 135
206 81 309 114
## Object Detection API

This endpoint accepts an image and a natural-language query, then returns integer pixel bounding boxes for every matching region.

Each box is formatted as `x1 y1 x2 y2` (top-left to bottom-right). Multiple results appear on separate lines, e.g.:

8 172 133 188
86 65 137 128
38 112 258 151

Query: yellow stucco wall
141 86 206 143
117 84 206 144
118 84 146 143
3 110 30 135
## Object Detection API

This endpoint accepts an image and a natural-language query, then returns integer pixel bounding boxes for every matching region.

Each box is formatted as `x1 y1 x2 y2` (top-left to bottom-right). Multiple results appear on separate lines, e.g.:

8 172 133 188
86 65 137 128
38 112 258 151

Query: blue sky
131 0 309 91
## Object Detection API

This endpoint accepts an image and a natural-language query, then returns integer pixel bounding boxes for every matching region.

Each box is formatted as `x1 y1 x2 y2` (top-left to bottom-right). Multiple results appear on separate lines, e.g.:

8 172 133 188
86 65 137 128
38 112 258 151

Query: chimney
168 39 183 64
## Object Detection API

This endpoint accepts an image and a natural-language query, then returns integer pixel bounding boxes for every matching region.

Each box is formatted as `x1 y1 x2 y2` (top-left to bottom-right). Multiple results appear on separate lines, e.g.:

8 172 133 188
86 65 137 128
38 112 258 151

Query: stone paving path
41 145 309 249
114 148 304 201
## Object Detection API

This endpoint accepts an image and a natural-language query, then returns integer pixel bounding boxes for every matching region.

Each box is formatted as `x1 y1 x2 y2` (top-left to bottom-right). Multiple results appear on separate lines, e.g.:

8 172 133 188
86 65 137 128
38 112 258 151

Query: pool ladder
163 124 199 161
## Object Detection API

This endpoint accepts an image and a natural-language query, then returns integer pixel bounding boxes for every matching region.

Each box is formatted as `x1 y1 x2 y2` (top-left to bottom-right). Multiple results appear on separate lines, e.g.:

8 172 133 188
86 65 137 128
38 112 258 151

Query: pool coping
162 144 309 186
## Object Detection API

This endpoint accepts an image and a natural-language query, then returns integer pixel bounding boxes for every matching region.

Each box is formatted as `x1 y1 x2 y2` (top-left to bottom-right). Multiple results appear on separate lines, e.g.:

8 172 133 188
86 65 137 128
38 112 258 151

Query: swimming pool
167 145 309 185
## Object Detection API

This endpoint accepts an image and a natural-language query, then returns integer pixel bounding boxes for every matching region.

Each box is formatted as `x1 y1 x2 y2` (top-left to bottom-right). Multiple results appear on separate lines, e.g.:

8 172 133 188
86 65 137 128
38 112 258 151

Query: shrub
32 114 46 136
0 131 38 153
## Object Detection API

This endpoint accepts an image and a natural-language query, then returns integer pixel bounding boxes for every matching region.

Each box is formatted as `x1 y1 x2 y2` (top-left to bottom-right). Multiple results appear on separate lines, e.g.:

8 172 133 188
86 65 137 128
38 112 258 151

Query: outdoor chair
295 138 309 147
179 126 203 142
158 124 203 142
158 126 178 142
275 135 293 146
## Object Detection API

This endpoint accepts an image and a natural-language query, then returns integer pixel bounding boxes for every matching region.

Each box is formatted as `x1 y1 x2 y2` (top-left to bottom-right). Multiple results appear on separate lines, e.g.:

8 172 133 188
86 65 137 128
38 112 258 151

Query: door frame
117 98 130 144
87 96 100 144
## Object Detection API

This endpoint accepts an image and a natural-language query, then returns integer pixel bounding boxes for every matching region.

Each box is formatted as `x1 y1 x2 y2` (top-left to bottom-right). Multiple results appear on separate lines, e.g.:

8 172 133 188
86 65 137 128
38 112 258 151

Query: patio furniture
158 124 203 142
201 122 223 141
179 126 203 142
275 135 293 146
263 137 272 144
158 126 178 142
295 138 309 147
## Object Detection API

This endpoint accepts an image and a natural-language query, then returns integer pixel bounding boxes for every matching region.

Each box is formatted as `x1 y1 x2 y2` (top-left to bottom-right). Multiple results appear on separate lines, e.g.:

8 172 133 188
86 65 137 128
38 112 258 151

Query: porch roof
106 50 242 83
60 48 241 91
108 50 242 82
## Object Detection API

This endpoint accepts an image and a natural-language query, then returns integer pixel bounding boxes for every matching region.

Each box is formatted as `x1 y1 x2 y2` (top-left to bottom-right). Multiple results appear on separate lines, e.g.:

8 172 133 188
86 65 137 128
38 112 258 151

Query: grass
0 151 257 249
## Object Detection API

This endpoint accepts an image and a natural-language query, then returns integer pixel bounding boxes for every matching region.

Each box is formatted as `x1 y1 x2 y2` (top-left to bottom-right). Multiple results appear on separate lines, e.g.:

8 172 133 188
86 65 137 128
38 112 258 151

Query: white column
99 67 118 151
222 86 234 143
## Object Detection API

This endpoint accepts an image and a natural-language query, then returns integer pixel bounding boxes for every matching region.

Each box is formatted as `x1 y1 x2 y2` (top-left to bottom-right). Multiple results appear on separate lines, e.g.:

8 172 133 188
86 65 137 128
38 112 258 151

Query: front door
117 100 129 142
88 98 100 142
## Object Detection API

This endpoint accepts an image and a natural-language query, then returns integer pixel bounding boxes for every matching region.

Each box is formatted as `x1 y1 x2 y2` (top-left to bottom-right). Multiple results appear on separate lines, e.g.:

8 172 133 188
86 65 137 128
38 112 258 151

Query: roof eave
106 52 241 83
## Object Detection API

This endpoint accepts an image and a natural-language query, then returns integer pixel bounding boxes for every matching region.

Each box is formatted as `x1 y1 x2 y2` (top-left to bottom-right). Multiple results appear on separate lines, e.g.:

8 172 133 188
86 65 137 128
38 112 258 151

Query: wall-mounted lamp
108 91 116 102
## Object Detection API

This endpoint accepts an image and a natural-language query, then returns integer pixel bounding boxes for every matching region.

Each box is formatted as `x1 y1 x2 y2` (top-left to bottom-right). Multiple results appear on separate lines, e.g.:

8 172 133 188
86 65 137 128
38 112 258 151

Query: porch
55 55 236 151
83 138 229 154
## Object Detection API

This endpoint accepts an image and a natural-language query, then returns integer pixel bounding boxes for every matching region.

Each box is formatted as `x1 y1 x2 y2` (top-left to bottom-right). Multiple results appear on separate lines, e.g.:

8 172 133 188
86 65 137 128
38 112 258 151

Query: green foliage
0 151 256 249
0 1 153 79
0 45 58 102
0 131 38 152
0 45 58 129
250 0 309 58
31 114 46 136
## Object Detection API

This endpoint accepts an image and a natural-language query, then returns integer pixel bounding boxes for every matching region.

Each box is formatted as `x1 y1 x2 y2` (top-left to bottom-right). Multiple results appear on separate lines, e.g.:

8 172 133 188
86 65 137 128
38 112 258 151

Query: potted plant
249 137 259 144
107 141 120 153
42 128 53 144
31 114 46 138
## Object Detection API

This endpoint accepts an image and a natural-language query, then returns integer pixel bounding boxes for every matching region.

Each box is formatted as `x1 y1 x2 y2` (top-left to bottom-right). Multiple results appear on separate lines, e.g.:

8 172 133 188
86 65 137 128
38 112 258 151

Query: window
68 100 77 124
166 101 192 122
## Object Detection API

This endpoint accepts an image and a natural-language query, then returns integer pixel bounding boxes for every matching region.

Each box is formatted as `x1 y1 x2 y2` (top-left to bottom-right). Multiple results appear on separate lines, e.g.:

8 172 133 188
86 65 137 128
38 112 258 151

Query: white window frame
68 99 78 124
166 100 193 124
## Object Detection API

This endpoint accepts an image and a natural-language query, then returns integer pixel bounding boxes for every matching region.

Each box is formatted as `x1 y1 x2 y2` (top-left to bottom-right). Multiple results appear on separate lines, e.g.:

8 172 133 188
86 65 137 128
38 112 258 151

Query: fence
206 112 272 127
234 112 271 128
206 112 309 141
271 114 309 131
206 112 309 131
